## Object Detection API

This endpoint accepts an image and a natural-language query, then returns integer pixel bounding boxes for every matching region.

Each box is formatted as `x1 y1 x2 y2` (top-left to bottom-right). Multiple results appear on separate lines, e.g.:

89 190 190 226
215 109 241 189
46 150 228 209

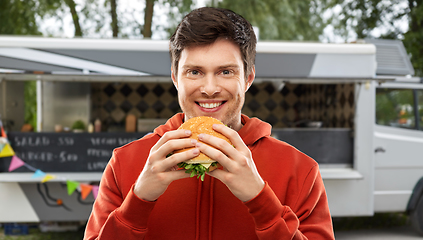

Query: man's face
171 39 255 131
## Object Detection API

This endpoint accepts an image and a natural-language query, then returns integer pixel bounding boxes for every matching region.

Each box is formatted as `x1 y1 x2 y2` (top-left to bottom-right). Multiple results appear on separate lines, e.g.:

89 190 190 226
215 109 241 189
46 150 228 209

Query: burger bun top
175 116 231 164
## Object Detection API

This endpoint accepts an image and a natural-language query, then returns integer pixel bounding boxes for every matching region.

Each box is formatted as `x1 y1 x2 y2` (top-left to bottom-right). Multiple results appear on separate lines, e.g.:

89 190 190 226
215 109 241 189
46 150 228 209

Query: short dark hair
169 7 257 79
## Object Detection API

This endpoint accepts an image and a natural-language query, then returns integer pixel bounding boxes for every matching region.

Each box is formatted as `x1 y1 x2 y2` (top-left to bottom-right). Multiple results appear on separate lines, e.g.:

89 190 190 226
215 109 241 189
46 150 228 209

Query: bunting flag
1 132 100 202
41 174 56 183
0 142 5 153
67 180 80 196
8 155 25 172
0 143 15 158
80 184 93 200
0 137 8 154
32 169 46 178
0 128 8 153
92 185 99 199
1 126 6 138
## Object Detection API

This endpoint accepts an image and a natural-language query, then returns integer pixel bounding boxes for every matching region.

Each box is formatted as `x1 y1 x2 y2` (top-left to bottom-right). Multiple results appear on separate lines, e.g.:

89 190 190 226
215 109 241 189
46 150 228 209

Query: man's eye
190 70 200 75
222 70 231 75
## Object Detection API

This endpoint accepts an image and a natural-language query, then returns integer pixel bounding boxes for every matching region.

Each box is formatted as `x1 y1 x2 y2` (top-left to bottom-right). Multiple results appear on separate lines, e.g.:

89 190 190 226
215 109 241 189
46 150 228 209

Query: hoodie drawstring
195 177 215 240
208 178 214 240
195 179 202 240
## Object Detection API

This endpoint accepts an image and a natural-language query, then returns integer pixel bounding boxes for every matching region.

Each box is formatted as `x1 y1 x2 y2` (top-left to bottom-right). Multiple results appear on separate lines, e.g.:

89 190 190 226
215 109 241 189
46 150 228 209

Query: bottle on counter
54 124 63 133
94 119 102 132
126 114 137 133
88 123 94 133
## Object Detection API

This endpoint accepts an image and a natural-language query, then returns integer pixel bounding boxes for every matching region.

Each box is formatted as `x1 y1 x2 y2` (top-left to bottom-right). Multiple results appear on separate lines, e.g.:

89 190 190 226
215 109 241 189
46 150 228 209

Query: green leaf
178 163 217 181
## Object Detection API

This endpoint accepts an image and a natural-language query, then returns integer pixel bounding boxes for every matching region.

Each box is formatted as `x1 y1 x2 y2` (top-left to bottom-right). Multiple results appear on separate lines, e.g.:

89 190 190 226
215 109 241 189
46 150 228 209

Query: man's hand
134 129 199 201
197 124 265 202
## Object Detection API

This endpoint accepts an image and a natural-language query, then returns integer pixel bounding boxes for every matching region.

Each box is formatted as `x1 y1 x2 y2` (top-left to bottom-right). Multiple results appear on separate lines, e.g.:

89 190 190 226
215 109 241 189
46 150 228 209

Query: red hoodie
84 113 334 240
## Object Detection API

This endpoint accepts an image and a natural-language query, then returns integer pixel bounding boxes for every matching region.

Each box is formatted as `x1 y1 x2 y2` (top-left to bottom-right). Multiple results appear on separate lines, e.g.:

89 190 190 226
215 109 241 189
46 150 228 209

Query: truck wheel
411 194 423 235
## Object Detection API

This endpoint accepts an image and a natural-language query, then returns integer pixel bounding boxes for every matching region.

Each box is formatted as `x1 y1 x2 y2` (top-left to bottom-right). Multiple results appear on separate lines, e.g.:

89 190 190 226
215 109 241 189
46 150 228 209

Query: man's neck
229 120 243 131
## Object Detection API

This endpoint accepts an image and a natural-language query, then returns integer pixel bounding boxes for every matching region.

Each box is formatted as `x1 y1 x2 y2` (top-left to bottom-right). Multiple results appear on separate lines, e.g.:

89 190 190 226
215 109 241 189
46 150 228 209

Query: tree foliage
403 0 423 76
164 0 194 36
376 88 415 128
328 0 423 76
24 81 38 129
0 0 60 35
327 0 409 40
218 0 330 41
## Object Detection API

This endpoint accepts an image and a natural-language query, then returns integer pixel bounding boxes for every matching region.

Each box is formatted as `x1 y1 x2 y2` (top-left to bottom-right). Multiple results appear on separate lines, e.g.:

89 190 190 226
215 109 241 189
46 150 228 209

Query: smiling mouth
197 102 225 109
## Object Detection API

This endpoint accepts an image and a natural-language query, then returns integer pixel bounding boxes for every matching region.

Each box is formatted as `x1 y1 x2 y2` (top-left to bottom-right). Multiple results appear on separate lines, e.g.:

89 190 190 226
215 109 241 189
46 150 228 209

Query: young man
84 7 335 240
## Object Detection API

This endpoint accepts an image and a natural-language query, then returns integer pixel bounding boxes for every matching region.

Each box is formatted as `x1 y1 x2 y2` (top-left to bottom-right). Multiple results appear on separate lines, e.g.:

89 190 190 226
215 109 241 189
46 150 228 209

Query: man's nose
200 75 221 96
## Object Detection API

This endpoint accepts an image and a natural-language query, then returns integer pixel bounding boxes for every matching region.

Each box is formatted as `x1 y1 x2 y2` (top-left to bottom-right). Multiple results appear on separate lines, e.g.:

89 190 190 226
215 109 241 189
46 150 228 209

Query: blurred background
1 0 421 52
1 0 422 131
0 0 422 239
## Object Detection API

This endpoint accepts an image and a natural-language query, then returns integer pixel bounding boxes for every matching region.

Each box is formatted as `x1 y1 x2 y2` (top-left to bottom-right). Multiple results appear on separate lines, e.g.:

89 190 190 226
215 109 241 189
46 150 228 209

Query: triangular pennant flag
41 174 56 183
80 184 93 200
0 143 15 158
8 155 25 172
1 126 6 138
0 137 8 152
67 180 80 195
32 169 46 178
92 185 99 199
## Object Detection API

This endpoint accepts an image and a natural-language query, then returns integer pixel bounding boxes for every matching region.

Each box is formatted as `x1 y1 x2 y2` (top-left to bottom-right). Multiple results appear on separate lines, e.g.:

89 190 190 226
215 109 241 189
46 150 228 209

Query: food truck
0 36 422 233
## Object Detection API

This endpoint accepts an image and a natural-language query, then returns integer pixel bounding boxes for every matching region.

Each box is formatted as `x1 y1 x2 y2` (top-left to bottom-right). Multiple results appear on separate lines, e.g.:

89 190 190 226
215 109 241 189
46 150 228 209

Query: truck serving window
376 88 416 129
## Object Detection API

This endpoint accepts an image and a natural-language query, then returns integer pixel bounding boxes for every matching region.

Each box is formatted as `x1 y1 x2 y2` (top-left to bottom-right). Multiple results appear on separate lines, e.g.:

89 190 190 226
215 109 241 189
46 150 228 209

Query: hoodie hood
153 113 185 137
239 114 272 146
154 113 272 146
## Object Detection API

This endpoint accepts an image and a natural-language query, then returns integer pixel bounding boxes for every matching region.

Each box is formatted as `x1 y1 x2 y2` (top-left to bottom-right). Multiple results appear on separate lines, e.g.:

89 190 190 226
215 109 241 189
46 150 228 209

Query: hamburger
174 116 231 181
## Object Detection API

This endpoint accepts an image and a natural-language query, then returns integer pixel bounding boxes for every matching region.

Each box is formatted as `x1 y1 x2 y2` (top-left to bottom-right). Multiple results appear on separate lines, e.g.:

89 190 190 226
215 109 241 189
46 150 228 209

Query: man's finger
151 129 192 152
166 169 192 181
212 124 245 149
197 133 237 164
195 141 234 172
157 147 200 172
158 138 198 159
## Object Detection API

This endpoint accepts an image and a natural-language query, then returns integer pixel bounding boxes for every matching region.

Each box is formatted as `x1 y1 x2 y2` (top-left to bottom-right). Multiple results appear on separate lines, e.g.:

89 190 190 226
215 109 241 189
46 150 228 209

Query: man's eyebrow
218 64 240 69
181 64 202 70
180 64 241 70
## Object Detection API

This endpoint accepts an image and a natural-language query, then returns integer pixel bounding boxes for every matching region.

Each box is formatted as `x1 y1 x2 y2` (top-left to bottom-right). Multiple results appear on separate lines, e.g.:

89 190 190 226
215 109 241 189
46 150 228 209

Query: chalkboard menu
1 132 147 173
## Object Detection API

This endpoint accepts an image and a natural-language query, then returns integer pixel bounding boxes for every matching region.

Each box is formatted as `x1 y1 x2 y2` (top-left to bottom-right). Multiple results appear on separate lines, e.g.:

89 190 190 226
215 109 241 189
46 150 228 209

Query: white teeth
199 102 223 109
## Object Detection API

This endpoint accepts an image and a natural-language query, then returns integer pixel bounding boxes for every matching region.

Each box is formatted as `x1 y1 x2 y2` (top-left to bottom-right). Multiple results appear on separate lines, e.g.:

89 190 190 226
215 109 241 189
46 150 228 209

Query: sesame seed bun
175 116 231 164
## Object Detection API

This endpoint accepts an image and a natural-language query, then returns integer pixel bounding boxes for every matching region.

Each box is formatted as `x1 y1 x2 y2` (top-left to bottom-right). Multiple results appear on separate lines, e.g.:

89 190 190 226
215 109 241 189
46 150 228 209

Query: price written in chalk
60 151 78 163
58 137 74 146
18 151 78 163
7 132 142 172
13 136 76 147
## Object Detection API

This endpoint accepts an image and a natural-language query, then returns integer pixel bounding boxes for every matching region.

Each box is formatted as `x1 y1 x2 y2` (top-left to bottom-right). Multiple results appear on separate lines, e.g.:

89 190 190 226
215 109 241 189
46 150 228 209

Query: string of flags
0 124 99 200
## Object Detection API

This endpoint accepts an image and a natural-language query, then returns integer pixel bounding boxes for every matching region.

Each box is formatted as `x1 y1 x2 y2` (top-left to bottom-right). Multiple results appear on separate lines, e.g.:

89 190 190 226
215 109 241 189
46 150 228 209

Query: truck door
374 84 423 213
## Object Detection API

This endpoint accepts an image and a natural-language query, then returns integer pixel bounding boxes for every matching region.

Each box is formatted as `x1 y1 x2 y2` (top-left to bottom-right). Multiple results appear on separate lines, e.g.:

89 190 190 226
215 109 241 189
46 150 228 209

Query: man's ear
171 67 178 90
245 65 255 92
